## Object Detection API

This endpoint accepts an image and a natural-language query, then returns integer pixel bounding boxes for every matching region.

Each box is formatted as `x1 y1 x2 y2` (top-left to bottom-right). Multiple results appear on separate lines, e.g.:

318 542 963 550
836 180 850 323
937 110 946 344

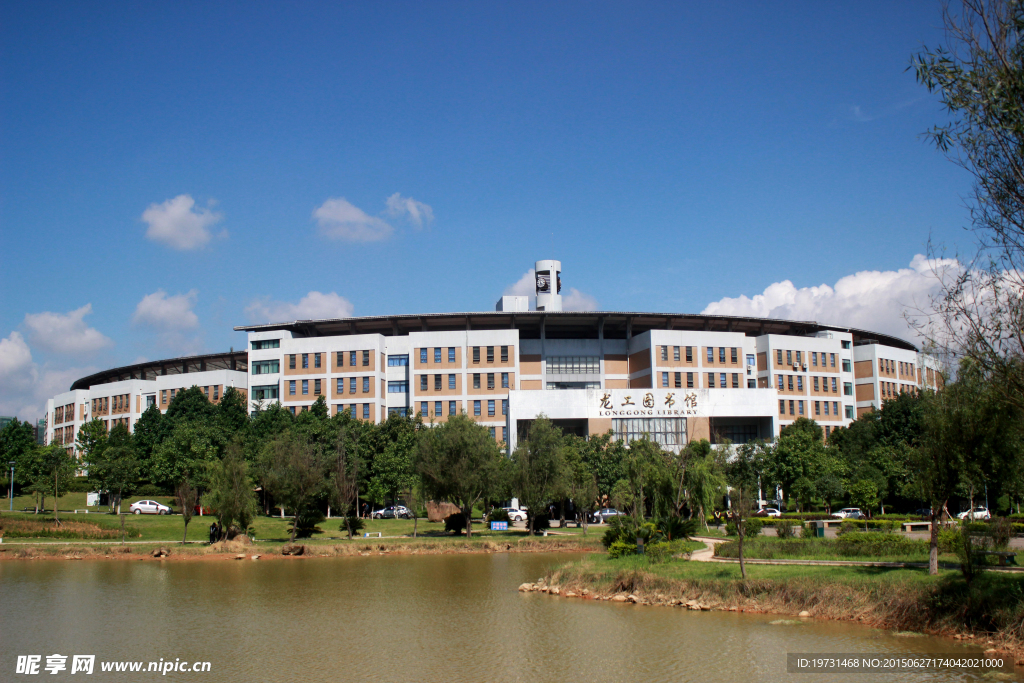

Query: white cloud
142 195 224 250
503 269 599 312
563 288 599 312
23 304 113 355
246 291 355 323
701 254 955 342
0 331 96 420
313 198 394 242
133 290 199 330
385 193 434 228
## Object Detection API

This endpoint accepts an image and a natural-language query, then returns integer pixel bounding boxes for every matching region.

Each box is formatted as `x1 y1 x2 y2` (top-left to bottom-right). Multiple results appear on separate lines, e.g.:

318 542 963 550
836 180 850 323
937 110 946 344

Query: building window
449 401 457 415
502 399 508 415
776 349 783 366
777 375 784 391
350 404 357 418
302 380 309 395
289 355 296 370
674 346 680 361
845 405 854 419
314 379 321 395
687 372 694 388
720 373 726 388
831 377 837 393
362 351 369 366
814 401 820 415
499 427 505 441
842 340 852 350
707 347 714 363
501 372 509 388
501 346 509 363
338 351 345 367
685 346 693 362
488 399 495 416
674 372 681 388
545 356 600 374
474 400 481 416
473 347 480 363
251 339 280 350
731 348 738 364
363 404 370 420
662 372 669 387
388 355 408 366
420 401 428 416
823 401 830 415
487 346 494 363
289 380 296 395
420 375 428 391
449 347 456 363
813 377 819 392
473 373 481 389
779 400 786 414
786 350 792 366
612 417 687 447
796 376 803 391
290 406 296 416
830 353 836 368
811 352 818 367
748 379 756 388
350 377 357 394
252 360 280 375
434 374 442 391
487 373 495 389
796 351 802 365
302 354 309 369
435 401 442 416
363 377 370 393
434 347 442 364
844 382 852 396
489 427 496 439
708 373 716 388
251 385 279 400
449 374 456 390
420 348 428 364
732 373 739 388
787 375 794 391
789 400 795 415
661 346 668 361
314 353 321 368
388 381 408 393
798 401 805 415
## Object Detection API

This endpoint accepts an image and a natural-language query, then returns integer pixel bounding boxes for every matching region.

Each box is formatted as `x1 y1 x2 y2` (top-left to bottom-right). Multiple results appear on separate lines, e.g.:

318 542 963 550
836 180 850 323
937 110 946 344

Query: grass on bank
713 535 962 564
0 511 608 545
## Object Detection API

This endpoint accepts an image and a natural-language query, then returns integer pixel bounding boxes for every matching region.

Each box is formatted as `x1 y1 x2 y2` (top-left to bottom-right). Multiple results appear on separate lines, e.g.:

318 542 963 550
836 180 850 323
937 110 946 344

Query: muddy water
0 554 1010 682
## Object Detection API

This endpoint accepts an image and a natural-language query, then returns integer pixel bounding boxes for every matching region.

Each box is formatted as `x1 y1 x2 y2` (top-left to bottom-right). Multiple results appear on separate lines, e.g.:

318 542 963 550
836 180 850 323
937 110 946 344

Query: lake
0 553 1010 682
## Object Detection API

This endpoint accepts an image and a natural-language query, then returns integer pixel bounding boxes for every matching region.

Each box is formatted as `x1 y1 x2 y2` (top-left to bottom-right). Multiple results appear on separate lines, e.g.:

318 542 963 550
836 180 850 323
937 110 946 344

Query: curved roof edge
234 310 919 353
69 351 248 391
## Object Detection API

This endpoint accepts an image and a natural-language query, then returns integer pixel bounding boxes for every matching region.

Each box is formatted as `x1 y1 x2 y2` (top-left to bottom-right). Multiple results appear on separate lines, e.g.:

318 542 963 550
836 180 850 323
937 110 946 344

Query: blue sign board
490 521 508 531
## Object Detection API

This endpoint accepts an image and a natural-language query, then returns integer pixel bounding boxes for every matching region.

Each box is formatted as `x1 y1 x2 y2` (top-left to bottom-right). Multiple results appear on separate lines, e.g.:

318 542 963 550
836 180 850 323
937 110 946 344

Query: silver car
129 499 170 515
592 508 625 523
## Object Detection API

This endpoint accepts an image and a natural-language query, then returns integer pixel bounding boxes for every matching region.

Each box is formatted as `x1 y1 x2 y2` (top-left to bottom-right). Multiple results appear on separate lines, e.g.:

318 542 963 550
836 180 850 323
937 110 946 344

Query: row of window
417 399 509 418
776 349 839 369
251 385 279 400
779 399 854 419
880 358 915 376
880 381 916 400
287 377 374 396
251 339 280 350
159 389 179 405
252 360 279 375
416 346 512 364
286 351 372 370
201 386 221 401
55 402 75 424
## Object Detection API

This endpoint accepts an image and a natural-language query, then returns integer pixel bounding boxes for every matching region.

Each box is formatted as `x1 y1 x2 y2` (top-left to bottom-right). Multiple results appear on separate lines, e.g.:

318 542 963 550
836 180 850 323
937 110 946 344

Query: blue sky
0 1 970 418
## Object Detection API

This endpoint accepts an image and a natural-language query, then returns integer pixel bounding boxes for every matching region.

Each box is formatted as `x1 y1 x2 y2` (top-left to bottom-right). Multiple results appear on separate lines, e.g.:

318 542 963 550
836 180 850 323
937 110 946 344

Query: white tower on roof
535 259 562 311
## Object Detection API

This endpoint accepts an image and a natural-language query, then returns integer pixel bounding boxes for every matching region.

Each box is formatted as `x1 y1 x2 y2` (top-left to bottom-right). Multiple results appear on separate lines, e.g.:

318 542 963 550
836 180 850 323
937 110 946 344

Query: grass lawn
712 536 964 564
4 491 176 514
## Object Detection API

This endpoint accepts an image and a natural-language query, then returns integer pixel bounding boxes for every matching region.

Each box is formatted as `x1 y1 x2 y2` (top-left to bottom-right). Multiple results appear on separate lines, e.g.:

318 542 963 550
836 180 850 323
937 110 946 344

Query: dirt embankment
0 536 601 562
538 563 1024 665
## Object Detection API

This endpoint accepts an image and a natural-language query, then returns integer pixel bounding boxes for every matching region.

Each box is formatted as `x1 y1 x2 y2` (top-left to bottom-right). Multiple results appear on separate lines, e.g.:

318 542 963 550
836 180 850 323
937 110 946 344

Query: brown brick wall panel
855 383 875 401
603 354 628 374
628 350 651 373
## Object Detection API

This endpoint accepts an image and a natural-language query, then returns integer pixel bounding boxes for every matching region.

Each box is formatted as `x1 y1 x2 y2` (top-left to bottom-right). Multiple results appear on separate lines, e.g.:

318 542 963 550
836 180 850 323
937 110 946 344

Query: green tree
847 479 880 524
768 418 827 510
512 417 566 534
175 476 199 544
263 433 327 541
150 421 224 490
562 435 599 535
39 445 76 525
623 437 668 522
328 427 361 539
89 442 140 515
415 414 501 538
204 445 258 540
683 444 726 530
216 387 250 434
727 441 761 580
1 418 42 496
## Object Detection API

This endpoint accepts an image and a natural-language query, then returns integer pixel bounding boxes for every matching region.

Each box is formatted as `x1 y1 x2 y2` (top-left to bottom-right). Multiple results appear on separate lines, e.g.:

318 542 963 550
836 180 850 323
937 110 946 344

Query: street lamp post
8 462 14 512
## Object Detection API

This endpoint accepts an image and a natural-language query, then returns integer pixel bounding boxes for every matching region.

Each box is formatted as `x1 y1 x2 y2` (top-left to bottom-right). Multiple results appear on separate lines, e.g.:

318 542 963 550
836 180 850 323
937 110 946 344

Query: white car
831 508 864 520
755 508 781 518
958 507 991 521
501 507 527 522
129 500 170 515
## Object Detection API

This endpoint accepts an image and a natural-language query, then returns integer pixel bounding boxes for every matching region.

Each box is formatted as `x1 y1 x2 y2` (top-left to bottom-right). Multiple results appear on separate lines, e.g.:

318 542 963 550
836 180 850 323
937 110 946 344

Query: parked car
591 508 625 523
372 505 411 519
958 507 991 521
753 508 781 518
914 507 934 518
130 500 171 515
501 507 527 522
831 508 864 520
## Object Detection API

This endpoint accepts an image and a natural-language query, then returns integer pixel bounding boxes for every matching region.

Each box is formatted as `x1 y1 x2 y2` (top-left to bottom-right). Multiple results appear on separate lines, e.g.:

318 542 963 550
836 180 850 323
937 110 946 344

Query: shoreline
0 536 602 561
536 557 1024 666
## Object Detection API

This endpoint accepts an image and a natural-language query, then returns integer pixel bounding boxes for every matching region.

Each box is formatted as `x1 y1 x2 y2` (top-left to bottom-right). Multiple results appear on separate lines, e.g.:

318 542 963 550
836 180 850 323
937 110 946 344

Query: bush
607 539 637 559
938 527 960 554
656 515 697 541
340 515 364 536
775 520 795 539
992 517 1012 550
444 513 467 534
645 541 672 563
602 517 660 548
800 523 816 539
136 484 166 497
486 507 511 523
725 517 763 537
